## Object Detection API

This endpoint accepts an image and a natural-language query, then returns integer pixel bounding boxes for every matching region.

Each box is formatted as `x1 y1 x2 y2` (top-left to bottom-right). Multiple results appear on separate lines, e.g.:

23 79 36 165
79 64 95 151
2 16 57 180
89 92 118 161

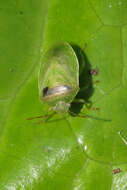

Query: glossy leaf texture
0 0 127 189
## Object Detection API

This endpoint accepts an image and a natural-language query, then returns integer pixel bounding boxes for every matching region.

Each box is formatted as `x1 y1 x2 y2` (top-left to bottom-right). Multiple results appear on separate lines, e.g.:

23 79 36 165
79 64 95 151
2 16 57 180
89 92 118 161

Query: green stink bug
38 42 79 114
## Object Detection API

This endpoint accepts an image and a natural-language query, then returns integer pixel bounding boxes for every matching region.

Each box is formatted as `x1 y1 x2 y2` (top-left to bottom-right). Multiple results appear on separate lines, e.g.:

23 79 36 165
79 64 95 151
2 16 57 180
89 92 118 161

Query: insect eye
43 87 49 97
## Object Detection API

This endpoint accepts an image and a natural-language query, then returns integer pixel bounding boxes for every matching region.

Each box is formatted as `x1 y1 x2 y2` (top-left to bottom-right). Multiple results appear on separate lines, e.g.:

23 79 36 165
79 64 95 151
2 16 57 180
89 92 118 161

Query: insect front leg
37 111 56 124
27 108 56 124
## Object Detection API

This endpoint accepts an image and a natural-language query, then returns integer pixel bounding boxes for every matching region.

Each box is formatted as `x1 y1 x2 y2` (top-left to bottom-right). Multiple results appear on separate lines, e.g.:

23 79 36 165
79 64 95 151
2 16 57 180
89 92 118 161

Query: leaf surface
0 0 127 189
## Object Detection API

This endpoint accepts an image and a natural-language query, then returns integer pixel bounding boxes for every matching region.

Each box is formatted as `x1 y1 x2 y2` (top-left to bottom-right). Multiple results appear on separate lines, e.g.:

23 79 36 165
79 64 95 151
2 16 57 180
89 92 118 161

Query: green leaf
1 0 127 189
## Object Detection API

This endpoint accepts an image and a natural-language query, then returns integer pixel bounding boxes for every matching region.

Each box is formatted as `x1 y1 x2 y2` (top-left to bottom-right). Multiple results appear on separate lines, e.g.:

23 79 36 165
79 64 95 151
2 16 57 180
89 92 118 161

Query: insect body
38 42 79 114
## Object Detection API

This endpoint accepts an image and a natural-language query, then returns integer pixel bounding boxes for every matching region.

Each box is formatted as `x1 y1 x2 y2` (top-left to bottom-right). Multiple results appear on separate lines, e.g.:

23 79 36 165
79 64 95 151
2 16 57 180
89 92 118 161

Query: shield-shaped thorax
38 43 79 107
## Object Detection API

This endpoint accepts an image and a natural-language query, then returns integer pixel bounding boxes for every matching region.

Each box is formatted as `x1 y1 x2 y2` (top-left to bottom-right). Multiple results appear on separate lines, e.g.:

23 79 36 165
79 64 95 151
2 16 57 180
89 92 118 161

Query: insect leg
37 111 56 124
69 110 88 118
73 98 86 103
27 108 53 121
73 98 99 111
69 110 111 122
27 115 48 120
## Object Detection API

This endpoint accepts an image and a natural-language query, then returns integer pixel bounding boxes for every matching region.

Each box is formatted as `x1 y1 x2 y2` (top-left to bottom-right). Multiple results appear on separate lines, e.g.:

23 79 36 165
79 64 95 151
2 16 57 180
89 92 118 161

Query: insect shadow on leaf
69 44 111 122
69 44 94 115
